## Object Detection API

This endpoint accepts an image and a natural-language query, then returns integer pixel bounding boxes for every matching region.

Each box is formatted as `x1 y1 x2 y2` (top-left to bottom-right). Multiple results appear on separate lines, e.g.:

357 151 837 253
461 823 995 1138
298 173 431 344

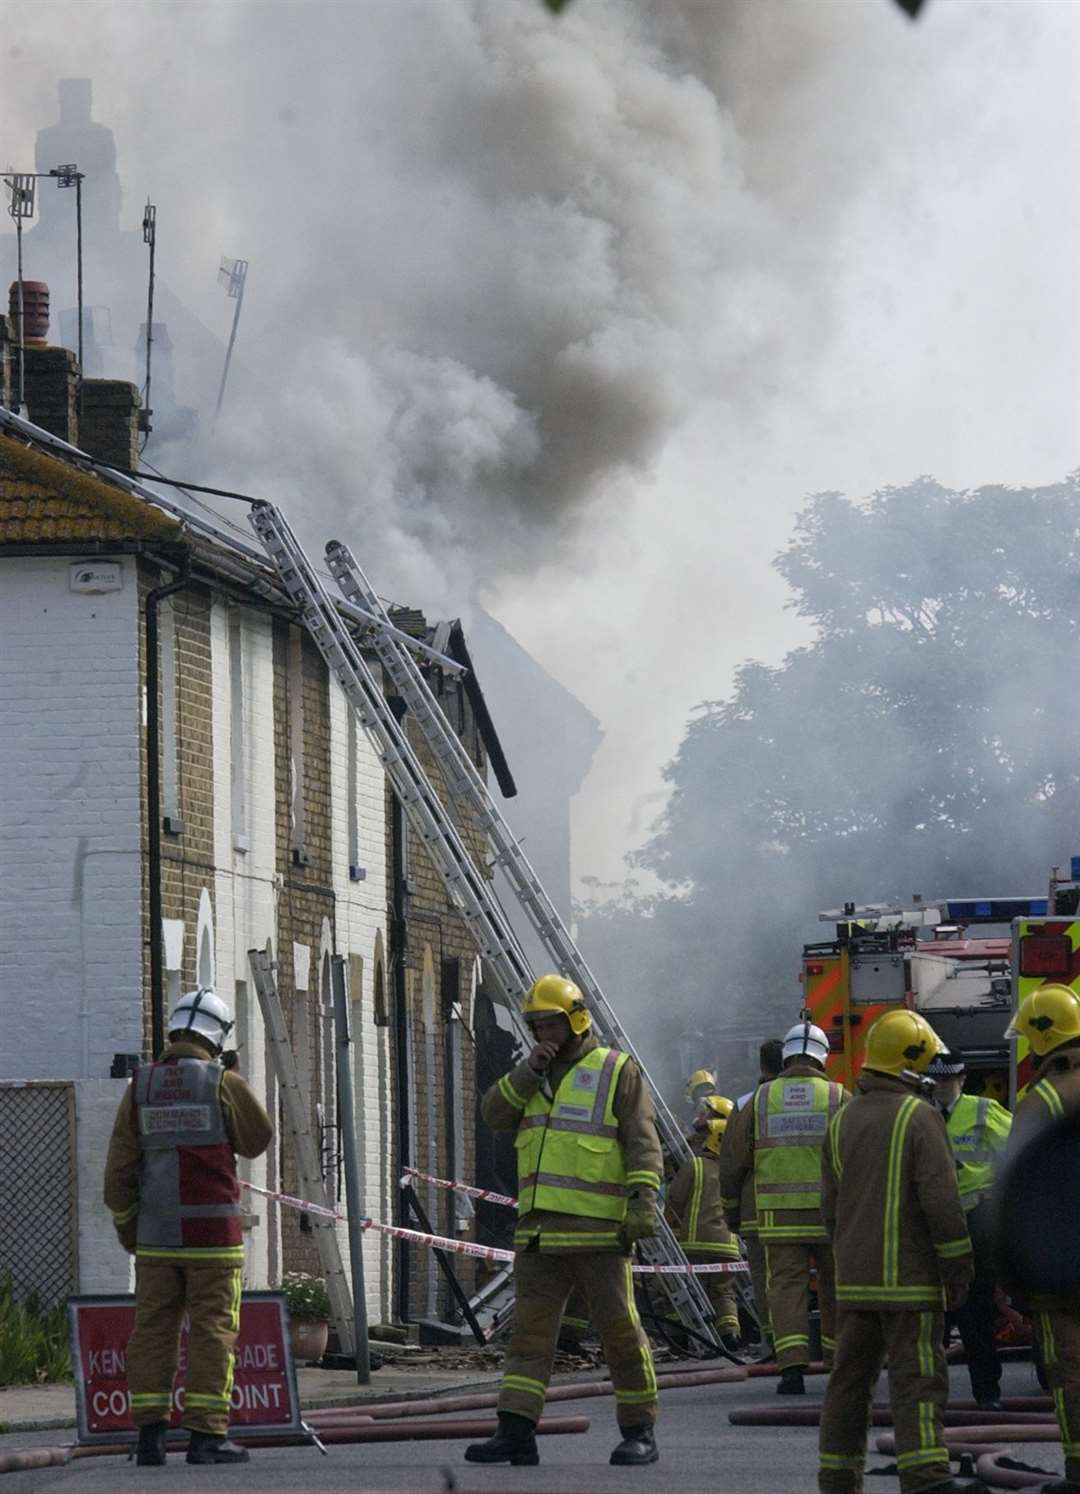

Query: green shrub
278 1271 331 1323
0 1276 72 1387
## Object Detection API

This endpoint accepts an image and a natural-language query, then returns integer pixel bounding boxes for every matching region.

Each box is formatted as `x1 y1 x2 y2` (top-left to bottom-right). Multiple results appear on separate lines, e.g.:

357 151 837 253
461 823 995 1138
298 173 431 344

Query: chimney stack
10 281 79 444
7 279 142 469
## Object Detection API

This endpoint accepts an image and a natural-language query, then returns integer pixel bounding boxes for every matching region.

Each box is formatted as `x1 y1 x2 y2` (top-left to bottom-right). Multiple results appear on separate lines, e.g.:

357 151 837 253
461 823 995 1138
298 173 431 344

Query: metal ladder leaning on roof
248 945 357 1359
248 500 722 1353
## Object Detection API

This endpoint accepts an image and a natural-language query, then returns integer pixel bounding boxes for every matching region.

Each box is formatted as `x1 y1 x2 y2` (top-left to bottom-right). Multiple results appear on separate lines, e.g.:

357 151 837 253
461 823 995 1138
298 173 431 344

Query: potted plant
279 1272 331 1364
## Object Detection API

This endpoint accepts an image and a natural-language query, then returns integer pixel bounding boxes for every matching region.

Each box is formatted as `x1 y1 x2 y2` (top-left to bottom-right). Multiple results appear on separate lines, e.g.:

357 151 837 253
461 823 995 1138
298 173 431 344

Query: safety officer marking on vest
767 1112 828 1137
139 1104 212 1135
554 1103 593 1120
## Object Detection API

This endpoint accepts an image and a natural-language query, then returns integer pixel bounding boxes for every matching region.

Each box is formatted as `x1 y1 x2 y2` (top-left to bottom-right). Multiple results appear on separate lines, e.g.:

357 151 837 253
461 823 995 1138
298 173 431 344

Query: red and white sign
67 1292 303 1445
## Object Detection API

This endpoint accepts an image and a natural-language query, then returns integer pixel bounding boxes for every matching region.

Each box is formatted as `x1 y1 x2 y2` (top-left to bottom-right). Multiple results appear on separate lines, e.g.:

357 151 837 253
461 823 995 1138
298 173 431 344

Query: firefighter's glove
620 1191 657 1251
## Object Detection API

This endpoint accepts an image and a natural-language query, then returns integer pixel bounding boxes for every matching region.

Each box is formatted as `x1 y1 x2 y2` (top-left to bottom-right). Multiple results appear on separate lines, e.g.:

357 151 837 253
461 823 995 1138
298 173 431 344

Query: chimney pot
9 281 50 347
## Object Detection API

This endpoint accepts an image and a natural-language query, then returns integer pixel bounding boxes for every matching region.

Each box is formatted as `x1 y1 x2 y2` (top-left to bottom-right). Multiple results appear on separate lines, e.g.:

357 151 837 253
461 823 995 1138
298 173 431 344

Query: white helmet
782 1020 830 1068
168 988 234 1053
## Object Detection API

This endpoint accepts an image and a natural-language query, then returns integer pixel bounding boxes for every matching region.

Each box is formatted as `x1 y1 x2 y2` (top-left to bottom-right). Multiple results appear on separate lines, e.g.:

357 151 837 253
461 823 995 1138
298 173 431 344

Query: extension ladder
249 502 721 1350
248 946 356 1356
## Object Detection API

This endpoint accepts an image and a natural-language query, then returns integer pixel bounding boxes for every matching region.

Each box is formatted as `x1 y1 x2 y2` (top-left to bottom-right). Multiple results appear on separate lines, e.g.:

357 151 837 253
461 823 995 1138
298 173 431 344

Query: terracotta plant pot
289 1317 329 1364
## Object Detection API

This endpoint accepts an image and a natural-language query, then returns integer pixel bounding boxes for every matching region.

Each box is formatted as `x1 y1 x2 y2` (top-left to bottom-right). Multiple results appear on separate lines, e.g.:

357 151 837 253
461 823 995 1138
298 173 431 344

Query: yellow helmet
685 1068 717 1102
522 974 591 1036
864 1009 944 1075
703 1118 727 1155
1005 984 1080 1057
702 1094 734 1122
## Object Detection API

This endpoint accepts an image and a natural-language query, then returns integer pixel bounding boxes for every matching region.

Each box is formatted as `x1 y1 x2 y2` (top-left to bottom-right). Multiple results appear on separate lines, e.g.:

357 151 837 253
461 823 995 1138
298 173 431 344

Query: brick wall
389 669 485 1321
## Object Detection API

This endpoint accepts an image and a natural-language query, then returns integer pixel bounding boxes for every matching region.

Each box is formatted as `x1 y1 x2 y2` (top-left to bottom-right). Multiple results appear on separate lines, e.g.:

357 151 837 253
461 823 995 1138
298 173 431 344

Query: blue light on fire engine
944 898 1049 922
1071 855 1080 881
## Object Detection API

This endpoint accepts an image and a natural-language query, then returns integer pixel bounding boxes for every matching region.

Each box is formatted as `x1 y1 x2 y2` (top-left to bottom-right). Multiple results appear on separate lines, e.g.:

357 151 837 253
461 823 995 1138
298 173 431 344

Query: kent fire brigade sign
67 1292 303 1444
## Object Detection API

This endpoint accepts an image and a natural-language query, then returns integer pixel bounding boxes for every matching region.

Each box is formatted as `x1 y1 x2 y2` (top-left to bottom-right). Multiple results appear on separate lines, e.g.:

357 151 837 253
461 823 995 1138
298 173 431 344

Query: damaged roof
0 407 516 798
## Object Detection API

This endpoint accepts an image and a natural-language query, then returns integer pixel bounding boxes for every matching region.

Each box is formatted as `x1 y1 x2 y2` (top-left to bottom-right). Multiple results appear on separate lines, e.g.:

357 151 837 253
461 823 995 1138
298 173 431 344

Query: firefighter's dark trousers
948 1202 1001 1404
558 1284 591 1346
497 1247 658 1429
765 1240 836 1368
744 1231 772 1346
1038 1308 1080 1485
685 1253 739 1334
127 1260 243 1435
819 1307 949 1494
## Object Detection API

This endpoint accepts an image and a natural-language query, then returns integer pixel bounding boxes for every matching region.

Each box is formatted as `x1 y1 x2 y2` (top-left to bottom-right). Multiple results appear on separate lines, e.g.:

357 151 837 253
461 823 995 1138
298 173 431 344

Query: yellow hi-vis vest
515 1047 629 1221
754 1073 844 1212
946 1093 1011 1212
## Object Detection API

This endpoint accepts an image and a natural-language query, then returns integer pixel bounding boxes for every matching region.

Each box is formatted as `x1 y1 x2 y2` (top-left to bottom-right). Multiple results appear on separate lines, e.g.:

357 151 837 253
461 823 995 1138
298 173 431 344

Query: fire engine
800 892 1055 1099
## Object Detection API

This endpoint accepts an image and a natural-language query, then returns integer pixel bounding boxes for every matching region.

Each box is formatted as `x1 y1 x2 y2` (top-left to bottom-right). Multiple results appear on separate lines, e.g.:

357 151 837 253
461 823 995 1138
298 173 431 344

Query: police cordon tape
240 1180 745 1274
400 1164 517 1210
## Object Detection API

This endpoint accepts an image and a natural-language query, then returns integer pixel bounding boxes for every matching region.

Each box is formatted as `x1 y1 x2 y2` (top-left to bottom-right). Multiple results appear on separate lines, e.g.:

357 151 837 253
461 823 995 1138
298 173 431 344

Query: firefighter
666 1096 742 1351
926 1048 1012 1410
1003 984 1080 1494
104 989 273 1467
685 1068 718 1111
818 1009 983 1494
465 974 662 1469
721 1021 846 1393
721 1036 784 1359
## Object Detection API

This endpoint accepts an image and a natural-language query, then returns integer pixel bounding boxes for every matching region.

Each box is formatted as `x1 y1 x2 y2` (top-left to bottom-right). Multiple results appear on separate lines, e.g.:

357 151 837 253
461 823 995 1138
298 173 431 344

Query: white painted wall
76 1080 135 1293
0 557 142 1080
329 674 391 1321
211 601 278 1288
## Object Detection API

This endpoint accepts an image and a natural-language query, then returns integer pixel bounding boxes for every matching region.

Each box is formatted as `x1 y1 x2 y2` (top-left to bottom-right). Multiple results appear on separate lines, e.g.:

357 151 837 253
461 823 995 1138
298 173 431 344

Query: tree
577 474 1080 1096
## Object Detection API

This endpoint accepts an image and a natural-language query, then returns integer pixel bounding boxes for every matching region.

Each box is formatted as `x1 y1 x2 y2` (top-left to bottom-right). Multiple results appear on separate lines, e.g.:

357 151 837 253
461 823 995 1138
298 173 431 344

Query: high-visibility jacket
133 1056 244 1261
104 1040 273 1264
515 1046 634 1222
667 1153 741 1258
944 1094 1012 1212
752 1069 846 1235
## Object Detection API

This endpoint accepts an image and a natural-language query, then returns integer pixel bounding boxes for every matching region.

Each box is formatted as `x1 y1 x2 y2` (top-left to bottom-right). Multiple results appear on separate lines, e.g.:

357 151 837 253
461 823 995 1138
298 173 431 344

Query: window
288 625 308 864
229 613 248 851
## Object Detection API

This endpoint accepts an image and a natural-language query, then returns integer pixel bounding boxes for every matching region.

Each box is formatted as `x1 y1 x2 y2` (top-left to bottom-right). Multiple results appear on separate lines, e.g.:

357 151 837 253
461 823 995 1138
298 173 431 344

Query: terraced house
0 287 516 1337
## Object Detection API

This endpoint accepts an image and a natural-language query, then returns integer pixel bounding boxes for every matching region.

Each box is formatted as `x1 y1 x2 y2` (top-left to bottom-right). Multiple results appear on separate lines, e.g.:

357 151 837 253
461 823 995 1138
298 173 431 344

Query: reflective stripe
934 1237 971 1260
498 1073 528 1110
514 1229 622 1249
624 1260 658 1400
501 1373 546 1404
883 1097 920 1287
625 1170 660 1189
1036 1079 1065 1119
820 1452 865 1471
136 1245 244 1261
518 1171 627 1200
756 1181 821 1195
916 1311 934 1378
897 1446 947 1471
836 1284 943 1304
112 1202 138 1225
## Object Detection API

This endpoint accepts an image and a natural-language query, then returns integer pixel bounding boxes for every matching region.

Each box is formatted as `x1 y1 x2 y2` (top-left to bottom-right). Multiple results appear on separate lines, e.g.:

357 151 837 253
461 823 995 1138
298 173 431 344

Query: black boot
1035 1483 1080 1492
185 1429 250 1464
610 1424 659 1466
464 1412 539 1466
135 1421 167 1466
776 1366 805 1395
720 1333 744 1356
922 1480 992 1492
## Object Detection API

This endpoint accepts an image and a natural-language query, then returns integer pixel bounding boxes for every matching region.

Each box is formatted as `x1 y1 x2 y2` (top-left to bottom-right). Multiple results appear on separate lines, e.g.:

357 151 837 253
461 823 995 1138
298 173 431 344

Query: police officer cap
925 1048 965 1078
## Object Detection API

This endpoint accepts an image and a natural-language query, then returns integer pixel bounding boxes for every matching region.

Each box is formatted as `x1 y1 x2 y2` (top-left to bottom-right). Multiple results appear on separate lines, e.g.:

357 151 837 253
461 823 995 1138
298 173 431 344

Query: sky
3 0 1080 894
